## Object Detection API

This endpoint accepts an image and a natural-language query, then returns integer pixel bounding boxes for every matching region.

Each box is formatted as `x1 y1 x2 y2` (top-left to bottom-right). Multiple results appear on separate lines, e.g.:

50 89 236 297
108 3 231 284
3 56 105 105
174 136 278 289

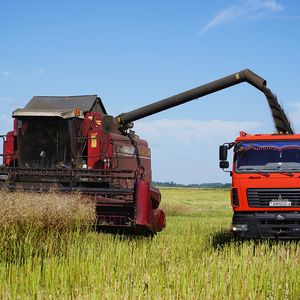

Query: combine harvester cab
0 96 165 235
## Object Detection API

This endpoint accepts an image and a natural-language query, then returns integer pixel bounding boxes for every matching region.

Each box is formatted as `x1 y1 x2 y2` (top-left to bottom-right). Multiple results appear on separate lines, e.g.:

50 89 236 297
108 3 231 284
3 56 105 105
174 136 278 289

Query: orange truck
220 132 300 239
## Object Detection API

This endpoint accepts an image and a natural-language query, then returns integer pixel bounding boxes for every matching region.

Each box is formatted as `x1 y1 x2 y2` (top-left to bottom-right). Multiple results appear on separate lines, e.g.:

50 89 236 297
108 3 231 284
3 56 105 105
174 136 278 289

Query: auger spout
116 69 293 134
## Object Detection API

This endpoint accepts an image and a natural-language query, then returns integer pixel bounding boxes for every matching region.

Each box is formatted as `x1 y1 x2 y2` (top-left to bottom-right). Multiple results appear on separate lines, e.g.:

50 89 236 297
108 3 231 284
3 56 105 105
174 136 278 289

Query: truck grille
247 189 300 208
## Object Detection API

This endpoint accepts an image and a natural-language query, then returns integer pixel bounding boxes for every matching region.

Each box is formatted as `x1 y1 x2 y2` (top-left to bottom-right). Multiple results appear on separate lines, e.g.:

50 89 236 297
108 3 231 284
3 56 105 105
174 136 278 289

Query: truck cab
220 132 300 239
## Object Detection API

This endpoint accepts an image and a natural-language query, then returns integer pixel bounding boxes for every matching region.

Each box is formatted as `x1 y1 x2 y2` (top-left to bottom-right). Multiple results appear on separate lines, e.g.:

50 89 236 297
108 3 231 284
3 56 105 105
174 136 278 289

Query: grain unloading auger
116 69 293 134
0 69 293 235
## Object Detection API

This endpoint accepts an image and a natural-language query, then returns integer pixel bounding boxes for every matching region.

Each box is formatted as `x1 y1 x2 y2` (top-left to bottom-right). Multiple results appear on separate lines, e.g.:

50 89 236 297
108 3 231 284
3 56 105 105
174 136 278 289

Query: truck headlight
232 224 248 232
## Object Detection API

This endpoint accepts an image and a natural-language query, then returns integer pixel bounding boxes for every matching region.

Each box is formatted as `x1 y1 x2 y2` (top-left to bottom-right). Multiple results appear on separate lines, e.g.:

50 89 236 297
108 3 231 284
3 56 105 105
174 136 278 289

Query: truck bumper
232 212 300 239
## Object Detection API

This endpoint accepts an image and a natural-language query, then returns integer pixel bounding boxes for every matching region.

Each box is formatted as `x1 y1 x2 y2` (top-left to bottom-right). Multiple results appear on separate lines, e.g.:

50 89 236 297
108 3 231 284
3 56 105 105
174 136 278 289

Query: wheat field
0 188 299 299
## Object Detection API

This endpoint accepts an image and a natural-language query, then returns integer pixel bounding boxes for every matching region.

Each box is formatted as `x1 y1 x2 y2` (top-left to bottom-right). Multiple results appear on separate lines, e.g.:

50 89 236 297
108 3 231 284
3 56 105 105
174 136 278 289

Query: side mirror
219 145 228 161
219 160 229 169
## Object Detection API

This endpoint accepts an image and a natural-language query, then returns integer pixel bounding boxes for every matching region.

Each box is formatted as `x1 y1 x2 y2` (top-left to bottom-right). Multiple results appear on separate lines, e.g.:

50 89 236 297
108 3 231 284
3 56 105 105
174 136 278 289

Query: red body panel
85 113 102 169
4 131 14 166
136 180 153 227
88 130 101 168
232 132 300 213
136 180 165 232
232 174 300 212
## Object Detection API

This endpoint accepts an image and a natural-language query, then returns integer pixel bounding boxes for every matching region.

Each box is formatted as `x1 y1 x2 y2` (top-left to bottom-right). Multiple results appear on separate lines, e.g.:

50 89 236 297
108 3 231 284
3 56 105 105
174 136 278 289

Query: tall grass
0 188 299 299
0 191 95 264
0 190 95 231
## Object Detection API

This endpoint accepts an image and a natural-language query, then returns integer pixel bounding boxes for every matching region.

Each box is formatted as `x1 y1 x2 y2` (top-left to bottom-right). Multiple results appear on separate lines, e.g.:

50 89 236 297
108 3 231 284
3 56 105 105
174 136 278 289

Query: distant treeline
152 181 231 189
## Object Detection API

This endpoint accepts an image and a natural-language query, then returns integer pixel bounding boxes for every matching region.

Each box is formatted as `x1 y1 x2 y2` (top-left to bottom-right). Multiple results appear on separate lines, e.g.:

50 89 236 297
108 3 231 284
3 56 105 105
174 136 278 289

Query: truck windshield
235 141 300 172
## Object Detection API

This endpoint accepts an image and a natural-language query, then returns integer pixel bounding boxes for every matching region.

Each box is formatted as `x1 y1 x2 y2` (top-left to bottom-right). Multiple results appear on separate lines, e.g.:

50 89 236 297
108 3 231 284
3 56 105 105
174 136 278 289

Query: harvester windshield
235 141 300 172
18 117 72 168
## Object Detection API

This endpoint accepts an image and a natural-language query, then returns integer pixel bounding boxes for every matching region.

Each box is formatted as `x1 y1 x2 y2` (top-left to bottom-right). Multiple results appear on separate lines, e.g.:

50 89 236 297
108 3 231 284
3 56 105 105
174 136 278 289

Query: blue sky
1 0 300 183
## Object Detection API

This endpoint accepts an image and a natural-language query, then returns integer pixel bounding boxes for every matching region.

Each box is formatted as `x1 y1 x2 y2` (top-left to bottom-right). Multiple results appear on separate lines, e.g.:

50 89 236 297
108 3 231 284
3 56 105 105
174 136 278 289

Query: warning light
74 108 81 117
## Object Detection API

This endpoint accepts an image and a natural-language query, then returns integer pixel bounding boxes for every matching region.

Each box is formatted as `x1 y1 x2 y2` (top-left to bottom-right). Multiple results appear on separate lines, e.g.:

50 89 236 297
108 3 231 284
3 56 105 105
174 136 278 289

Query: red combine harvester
0 69 292 235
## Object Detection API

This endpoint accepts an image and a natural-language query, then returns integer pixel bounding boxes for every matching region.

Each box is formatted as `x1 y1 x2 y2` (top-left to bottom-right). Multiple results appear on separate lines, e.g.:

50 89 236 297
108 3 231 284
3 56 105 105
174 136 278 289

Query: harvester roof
13 95 107 119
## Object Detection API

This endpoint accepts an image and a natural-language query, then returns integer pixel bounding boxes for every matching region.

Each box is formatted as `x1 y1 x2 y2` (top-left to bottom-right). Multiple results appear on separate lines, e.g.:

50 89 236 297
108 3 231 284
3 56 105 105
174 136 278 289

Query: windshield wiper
267 166 297 177
253 170 270 177
239 168 270 177
261 167 296 177
277 171 294 177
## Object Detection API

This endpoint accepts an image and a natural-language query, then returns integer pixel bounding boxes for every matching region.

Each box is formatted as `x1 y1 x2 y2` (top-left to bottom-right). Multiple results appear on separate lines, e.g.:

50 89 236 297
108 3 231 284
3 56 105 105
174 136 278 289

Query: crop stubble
0 188 299 299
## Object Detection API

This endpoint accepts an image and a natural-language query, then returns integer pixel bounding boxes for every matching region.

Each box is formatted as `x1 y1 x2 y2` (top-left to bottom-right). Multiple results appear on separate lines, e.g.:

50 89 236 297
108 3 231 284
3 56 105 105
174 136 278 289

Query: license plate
269 200 292 207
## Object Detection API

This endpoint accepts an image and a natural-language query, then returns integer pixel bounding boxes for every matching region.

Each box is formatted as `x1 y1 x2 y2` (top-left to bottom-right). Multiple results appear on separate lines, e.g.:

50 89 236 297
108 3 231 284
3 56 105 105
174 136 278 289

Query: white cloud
0 69 46 82
1 71 11 78
134 118 262 183
23 69 45 81
200 0 284 34
261 0 283 11
134 118 262 144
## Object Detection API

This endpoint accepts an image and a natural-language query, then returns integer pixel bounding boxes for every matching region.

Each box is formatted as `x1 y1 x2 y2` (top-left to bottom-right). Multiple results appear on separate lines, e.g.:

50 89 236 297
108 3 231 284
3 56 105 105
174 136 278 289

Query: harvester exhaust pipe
116 69 293 134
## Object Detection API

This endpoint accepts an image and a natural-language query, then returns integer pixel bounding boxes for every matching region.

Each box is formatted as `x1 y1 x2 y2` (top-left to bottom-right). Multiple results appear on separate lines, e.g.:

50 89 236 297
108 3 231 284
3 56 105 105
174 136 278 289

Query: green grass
0 188 300 299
